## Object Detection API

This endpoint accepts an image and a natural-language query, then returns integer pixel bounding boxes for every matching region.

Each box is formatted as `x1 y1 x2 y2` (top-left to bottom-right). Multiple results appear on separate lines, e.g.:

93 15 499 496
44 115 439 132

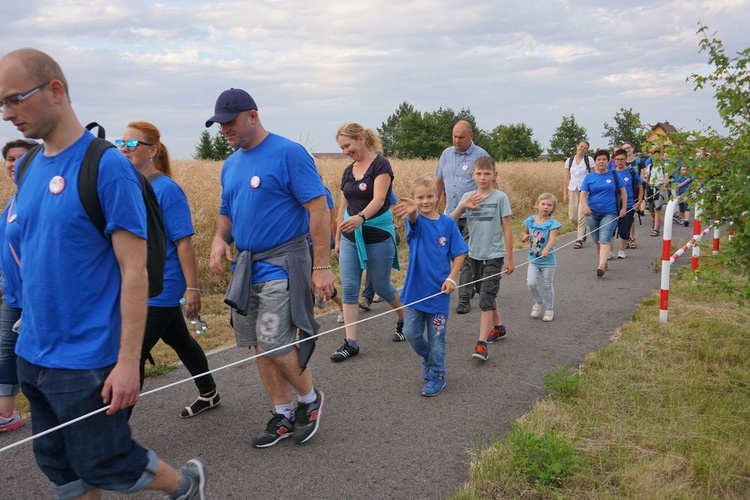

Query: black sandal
180 391 221 419
574 240 583 249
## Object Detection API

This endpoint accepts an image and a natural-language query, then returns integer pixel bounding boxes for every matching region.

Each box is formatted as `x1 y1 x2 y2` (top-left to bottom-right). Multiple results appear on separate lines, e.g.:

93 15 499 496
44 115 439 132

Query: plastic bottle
179 297 208 335
315 294 327 310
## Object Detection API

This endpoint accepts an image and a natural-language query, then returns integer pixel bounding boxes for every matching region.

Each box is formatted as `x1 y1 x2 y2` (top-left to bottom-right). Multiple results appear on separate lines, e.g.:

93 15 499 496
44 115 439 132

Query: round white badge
438 236 447 247
606 179 612 184
358 182 367 191
250 175 261 188
461 164 469 171
49 176 65 195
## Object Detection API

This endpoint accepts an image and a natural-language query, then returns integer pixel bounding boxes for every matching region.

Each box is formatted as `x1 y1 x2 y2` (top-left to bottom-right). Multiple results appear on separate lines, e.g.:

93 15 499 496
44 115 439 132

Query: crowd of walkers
0 47 695 499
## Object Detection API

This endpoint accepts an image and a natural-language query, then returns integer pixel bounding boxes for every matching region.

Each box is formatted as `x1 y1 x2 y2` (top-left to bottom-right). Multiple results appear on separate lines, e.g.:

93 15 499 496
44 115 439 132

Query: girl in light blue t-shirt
521 193 562 322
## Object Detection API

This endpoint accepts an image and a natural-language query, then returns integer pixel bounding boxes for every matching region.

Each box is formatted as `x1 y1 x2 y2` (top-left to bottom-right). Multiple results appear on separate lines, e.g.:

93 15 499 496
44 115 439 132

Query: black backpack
567 155 591 173
16 123 167 297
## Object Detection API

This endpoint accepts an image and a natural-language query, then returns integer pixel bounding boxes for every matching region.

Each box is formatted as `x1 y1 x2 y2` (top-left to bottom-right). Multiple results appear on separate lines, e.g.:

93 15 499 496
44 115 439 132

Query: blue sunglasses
114 139 153 152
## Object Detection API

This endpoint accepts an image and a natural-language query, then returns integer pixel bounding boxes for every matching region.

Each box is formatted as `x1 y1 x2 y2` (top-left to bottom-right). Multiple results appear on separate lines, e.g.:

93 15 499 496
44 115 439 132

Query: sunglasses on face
114 139 153 152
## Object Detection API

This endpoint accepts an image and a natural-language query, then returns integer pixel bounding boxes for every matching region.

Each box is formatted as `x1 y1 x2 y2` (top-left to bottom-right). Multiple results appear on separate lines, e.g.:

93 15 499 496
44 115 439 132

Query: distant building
646 121 677 143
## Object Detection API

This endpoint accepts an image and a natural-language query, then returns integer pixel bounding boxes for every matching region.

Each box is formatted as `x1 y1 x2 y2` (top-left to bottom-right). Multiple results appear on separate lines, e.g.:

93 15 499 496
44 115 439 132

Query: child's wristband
445 278 457 286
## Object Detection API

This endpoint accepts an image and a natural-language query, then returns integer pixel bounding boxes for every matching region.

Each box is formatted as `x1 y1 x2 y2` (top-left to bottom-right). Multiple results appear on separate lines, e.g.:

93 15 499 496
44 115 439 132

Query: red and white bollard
660 199 677 323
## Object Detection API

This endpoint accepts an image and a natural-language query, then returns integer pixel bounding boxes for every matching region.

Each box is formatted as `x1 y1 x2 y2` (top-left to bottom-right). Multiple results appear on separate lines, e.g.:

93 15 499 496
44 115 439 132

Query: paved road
1 220 693 499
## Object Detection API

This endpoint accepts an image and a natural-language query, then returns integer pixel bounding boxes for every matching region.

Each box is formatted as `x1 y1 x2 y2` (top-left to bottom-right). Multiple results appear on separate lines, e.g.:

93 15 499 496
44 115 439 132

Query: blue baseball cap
205 88 258 127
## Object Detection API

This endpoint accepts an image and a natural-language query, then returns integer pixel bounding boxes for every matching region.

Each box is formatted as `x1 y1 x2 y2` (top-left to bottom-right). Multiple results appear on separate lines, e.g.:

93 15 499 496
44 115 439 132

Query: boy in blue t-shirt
675 165 694 223
393 176 468 397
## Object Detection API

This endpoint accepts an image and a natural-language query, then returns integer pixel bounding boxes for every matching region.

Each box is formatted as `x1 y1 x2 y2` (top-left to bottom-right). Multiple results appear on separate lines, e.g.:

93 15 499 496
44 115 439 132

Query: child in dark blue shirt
393 176 468 397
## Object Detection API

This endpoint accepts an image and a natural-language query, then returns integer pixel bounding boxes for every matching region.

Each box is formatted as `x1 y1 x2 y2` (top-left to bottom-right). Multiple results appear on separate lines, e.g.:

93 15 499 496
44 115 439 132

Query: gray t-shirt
459 189 512 260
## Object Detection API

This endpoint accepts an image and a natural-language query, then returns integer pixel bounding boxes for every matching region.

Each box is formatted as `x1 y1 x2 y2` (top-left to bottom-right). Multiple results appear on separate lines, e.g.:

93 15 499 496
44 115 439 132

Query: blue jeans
586 212 617 245
17 357 159 499
339 237 398 304
403 307 448 378
0 300 22 397
526 264 556 310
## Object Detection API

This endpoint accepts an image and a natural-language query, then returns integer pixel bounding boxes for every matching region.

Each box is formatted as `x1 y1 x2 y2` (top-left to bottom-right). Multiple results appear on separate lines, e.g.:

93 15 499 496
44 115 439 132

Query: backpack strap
78 138 115 235
85 122 107 139
583 155 591 173
14 144 43 196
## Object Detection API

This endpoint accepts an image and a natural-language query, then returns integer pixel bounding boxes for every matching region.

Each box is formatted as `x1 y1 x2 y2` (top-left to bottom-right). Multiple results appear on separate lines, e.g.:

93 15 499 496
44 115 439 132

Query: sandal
358 298 371 311
650 229 660 237
180 391 221 419
573 240 583 249
629 238 637 249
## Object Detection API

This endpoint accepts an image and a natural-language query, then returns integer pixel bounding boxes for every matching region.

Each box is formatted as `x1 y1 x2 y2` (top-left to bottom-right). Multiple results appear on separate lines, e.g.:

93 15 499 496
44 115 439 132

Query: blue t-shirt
0 196 22 307
523 216 562 266
615 168 644 208
148 175 195 307
401 214 468 315
14 131 147 369
676 175 694 196
307 186 335 249
219 133 326 284
581 171 619 215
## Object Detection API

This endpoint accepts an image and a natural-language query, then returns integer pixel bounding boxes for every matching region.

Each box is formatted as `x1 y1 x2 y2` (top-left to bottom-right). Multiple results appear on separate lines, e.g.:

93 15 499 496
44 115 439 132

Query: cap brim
205 112 239 128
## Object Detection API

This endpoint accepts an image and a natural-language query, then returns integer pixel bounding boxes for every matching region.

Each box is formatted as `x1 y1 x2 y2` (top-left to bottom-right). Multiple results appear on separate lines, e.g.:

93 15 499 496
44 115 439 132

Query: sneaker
486 325 507 344
294 389 325 444
421 376 446 397
252 412 294 448
372 294 384 303
0 410 23 432
673 215 683 224
542 309 554 322
456 300 471 314
617 249 627 259
358 298 371 311
472 342 488 361
336 312 344 323
175 458 207 500
530 303 543 319
392 320 406 342
180 391 221 419
330 341 359 362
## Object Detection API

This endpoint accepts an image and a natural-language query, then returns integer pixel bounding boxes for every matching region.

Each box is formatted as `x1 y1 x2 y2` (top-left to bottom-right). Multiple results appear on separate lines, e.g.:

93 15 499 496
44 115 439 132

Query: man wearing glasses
0 48 206 499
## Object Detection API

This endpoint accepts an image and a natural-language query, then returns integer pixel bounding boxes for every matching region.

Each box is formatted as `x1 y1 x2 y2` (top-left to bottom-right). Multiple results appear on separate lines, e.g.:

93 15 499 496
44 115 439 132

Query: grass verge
453 257 750 499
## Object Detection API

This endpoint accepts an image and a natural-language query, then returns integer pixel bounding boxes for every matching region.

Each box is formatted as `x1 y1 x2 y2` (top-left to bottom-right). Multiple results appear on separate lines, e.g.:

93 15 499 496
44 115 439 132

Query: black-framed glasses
0 81 50 112
114 139 153 152
614 157 627 161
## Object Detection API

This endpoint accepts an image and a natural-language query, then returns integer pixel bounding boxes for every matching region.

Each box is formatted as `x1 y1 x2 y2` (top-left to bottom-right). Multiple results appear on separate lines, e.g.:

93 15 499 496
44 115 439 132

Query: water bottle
179 298 208 335
315 294 327 310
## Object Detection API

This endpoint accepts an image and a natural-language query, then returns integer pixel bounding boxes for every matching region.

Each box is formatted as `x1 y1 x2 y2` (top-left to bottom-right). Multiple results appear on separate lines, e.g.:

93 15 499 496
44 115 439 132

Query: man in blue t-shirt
207 88 334 448
0 48 205 499
435 120 490 314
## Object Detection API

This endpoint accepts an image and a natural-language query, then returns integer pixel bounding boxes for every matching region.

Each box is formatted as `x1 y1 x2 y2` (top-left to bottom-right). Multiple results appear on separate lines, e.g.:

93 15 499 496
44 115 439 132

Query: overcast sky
2 0 748 159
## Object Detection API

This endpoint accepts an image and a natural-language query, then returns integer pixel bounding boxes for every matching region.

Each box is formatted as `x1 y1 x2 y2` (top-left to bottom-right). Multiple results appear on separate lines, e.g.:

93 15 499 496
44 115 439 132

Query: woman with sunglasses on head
0 138 37 432
117 122 221 419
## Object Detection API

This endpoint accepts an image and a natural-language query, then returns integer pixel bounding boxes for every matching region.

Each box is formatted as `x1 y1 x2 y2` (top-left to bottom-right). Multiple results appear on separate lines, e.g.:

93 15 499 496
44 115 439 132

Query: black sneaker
392 320 406 342
456 300 471 314
330 341 359 362
252 412 294 448
176 458 207 499
294 389 325 444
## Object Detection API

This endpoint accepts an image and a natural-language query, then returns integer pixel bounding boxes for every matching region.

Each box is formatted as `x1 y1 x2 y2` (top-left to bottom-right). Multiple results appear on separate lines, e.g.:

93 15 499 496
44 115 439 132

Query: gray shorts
469 257 504 311
231 279 296 357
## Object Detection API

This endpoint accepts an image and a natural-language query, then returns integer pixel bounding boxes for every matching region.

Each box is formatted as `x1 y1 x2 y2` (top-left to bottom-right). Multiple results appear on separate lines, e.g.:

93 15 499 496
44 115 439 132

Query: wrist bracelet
312 265 332 270
358 212 366 222
445 278 457 286
186 287 200 292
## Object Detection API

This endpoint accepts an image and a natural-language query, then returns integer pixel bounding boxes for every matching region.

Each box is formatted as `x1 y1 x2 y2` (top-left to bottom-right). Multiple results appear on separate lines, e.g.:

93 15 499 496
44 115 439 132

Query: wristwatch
358 212 366 222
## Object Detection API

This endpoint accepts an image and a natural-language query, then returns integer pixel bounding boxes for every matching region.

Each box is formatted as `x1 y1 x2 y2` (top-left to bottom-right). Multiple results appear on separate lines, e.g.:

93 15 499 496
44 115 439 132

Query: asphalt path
1 218 694 499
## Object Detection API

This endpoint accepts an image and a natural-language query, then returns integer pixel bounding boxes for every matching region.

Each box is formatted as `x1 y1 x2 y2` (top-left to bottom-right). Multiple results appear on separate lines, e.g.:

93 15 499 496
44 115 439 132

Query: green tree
193 130 215 160
548 115 588 161
212 132 234 160
678 25 750 292
603 107 648 152
487 123 543 161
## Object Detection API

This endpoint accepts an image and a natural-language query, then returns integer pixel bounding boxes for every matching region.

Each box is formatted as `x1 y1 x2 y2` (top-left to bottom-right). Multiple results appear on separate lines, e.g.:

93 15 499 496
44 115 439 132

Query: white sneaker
617 249 627 259
336 312 344 323
531 303 543 319
607 251 614 260
542 309 554 322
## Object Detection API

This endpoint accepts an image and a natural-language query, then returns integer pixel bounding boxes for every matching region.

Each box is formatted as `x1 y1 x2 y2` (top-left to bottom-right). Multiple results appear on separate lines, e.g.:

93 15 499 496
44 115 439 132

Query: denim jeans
17 357 158 499
526 264 556 310
403 307 448 378
339 237 398 304
0 300 22 397
586 212 617 245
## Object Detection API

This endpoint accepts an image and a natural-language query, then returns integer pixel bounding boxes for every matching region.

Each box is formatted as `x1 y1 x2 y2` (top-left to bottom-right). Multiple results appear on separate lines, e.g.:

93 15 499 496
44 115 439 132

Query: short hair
473 156 496 172
336 122 382 153
593 149 610 161
2 138 38 159
411 175 436 195
613 148 627 158
4 48 70 101
126 121 172 177
536 192 557 215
